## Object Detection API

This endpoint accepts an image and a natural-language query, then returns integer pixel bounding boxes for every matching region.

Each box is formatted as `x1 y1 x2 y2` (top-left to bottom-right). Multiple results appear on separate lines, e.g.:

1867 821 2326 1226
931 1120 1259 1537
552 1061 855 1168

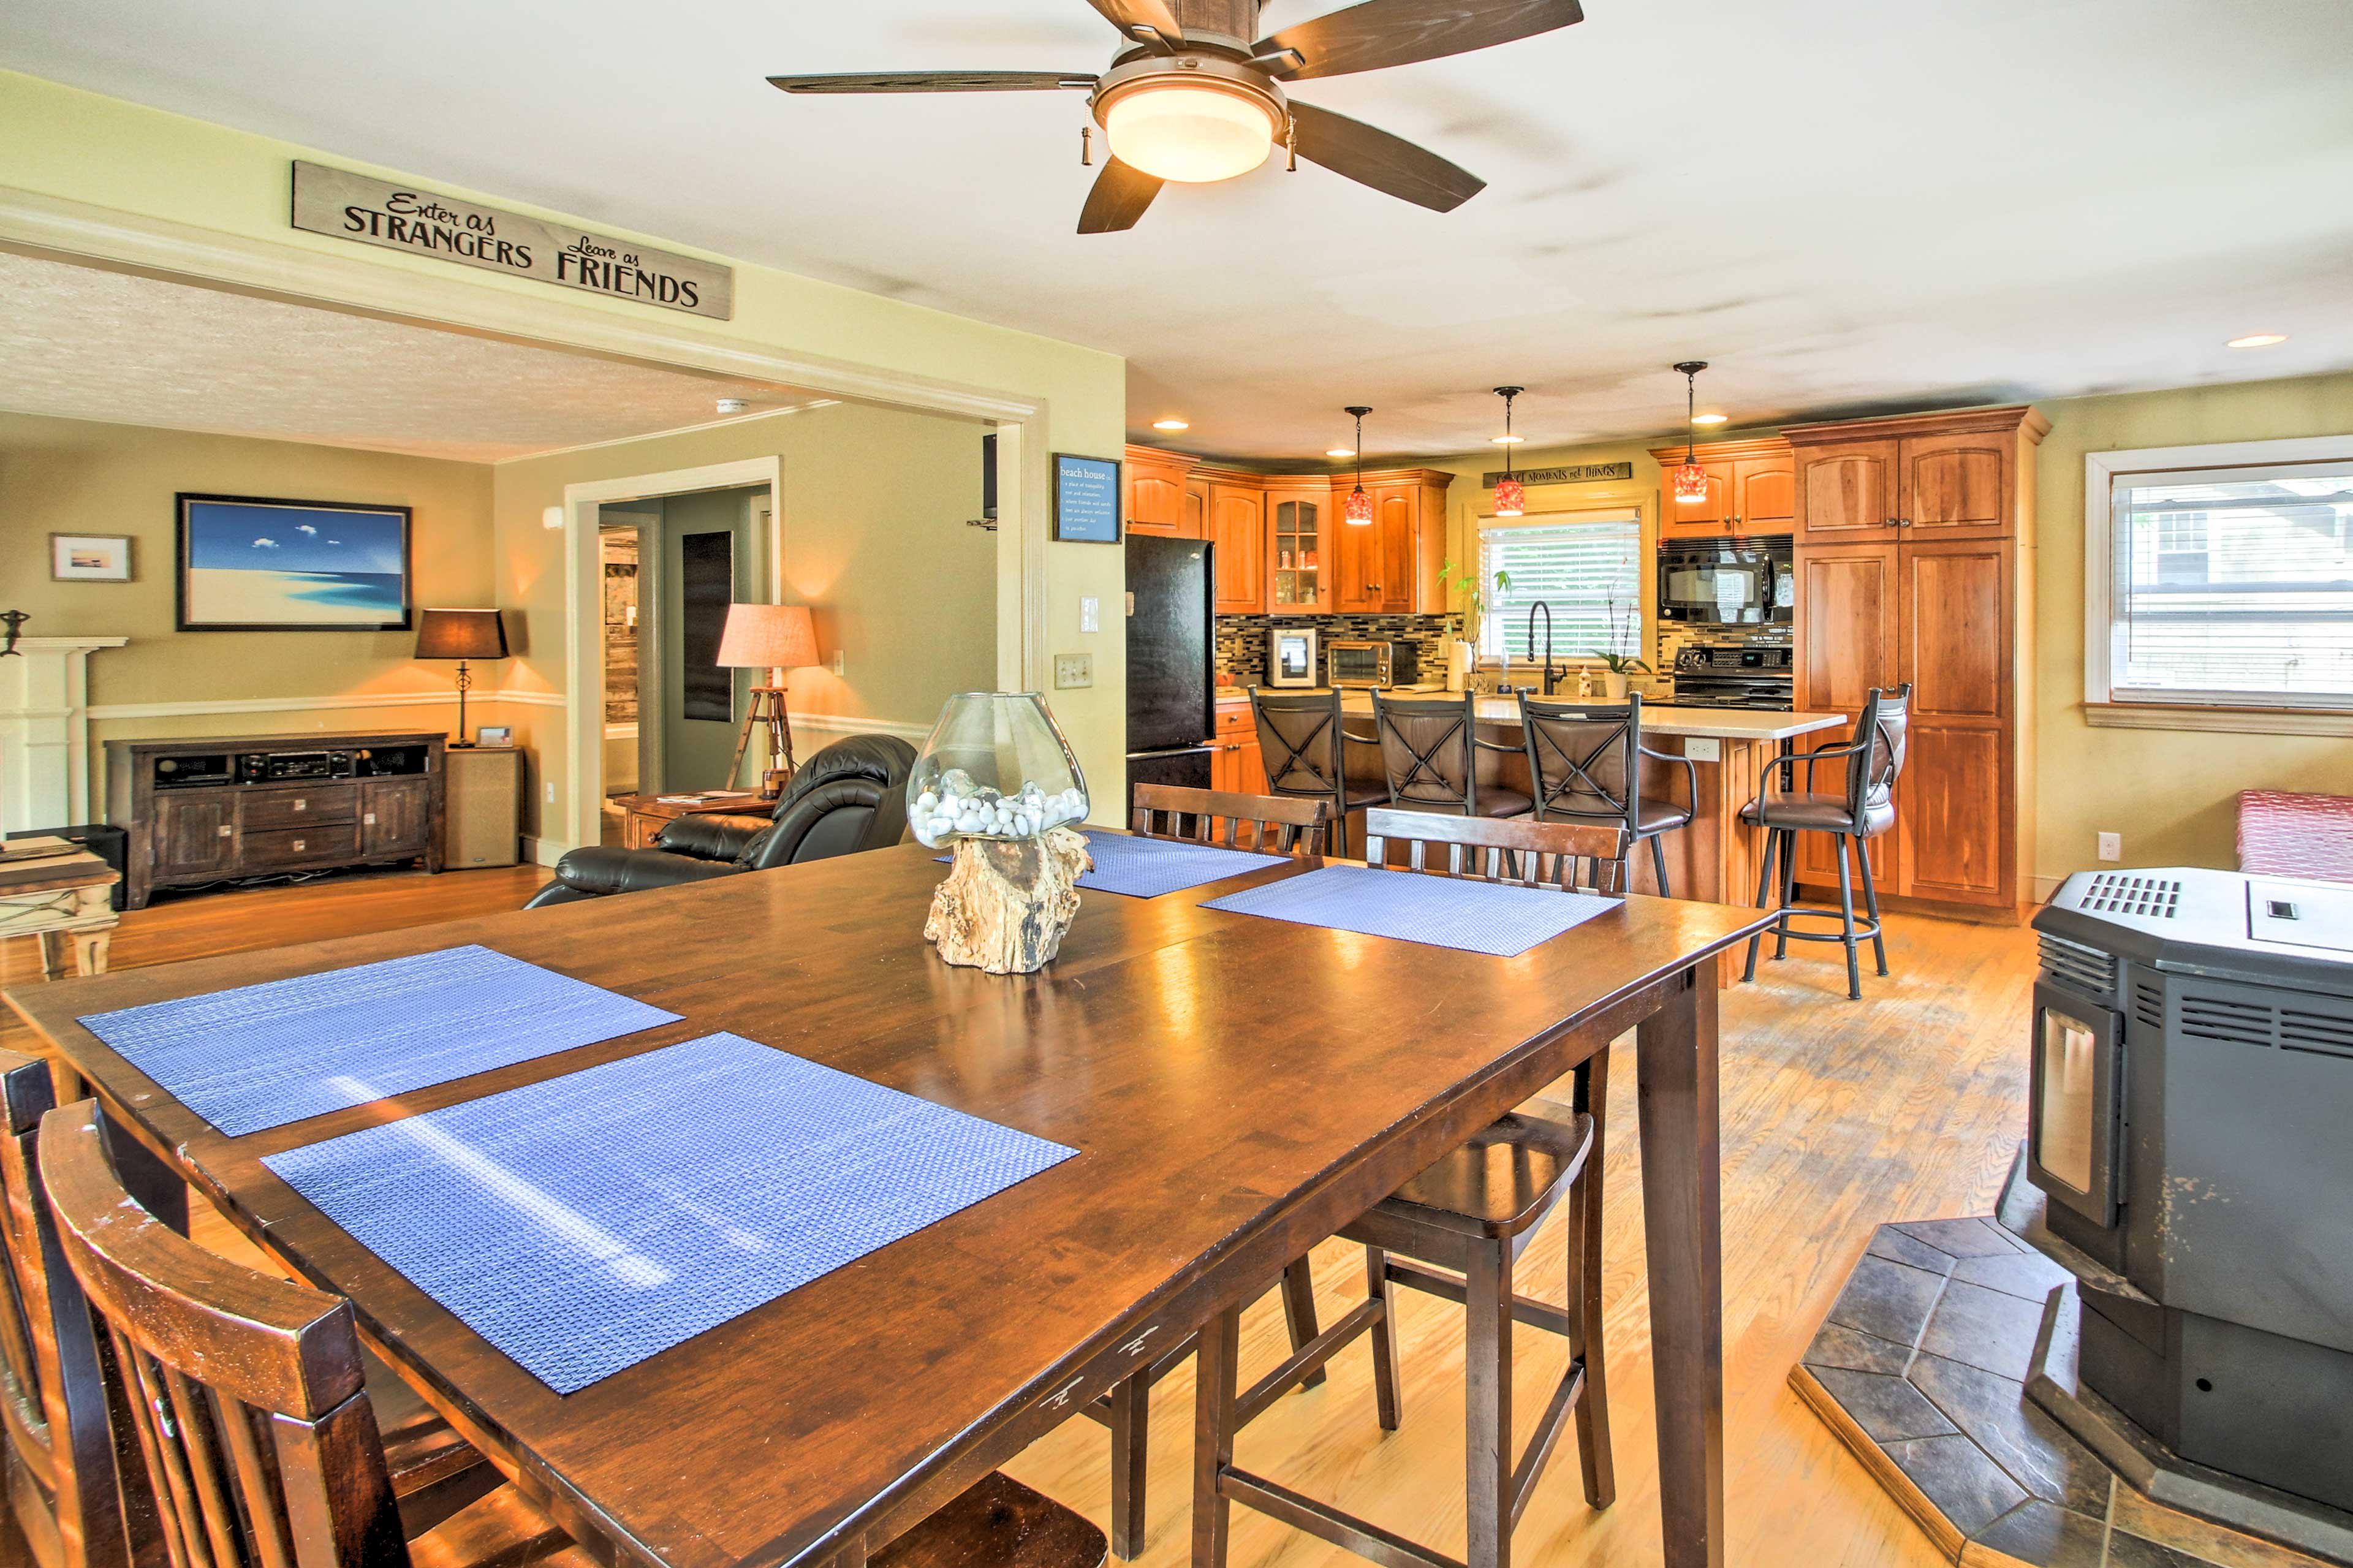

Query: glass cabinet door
1272 499 1322 608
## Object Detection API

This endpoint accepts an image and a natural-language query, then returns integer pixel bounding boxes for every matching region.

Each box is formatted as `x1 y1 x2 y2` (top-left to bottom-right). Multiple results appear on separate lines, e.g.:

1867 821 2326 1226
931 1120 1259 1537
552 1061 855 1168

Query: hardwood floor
0 869 2037 1568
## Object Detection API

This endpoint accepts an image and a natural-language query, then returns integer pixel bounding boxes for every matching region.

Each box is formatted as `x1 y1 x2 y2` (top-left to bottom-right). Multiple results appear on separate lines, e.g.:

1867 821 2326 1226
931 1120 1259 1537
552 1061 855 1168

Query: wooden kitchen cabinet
1211 704 1267 795
1185 475 1209 540
1787 405 2047 917
1646 438 1792 537
1265 485 1327 610
1334 469 1452 613
1124 445 1196 537
1786 406 2042 545
1207 480 1266 614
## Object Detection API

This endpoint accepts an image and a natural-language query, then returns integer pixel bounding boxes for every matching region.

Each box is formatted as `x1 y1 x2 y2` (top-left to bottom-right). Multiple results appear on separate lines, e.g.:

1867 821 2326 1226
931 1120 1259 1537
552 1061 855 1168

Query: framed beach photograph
176 493 412 631
50 534 133 581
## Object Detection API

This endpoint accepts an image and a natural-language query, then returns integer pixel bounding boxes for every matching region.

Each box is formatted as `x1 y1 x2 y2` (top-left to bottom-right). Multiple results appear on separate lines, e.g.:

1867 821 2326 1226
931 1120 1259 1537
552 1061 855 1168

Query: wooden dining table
5 838 1773 1568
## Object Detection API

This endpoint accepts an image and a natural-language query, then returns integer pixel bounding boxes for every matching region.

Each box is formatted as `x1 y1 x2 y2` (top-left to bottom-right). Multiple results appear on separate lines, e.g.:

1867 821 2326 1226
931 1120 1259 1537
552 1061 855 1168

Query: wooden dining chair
1130 784 1328 856
37 1098 1109 1568
1193 811 1625 1568
0 1052 150 1568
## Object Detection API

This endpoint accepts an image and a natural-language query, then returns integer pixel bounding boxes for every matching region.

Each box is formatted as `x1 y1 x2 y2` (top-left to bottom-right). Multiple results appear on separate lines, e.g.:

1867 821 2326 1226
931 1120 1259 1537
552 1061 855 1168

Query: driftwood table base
924 829 1093 974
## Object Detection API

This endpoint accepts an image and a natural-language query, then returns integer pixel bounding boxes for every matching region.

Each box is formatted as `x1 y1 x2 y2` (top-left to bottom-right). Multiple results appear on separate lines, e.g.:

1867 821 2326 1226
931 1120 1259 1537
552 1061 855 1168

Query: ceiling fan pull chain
1286 118 1298 172
1082 125 1094 166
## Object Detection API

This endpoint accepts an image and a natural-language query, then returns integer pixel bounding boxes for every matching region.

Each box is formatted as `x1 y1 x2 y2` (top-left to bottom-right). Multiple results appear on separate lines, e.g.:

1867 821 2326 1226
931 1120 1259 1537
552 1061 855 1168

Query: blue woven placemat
1202 864 1617 957
263 1032 1077 1395
938 828 1294 899
78 945 680 1137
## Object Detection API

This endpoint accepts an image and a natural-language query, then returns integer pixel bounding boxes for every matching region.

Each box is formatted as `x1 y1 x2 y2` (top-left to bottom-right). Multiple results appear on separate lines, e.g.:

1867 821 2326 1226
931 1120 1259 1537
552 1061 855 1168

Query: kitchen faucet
1527 600 1563 696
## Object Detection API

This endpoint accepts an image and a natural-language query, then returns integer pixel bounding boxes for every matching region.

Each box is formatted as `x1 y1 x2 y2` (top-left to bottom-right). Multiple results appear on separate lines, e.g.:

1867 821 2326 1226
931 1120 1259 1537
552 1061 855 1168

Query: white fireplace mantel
0 637 129 835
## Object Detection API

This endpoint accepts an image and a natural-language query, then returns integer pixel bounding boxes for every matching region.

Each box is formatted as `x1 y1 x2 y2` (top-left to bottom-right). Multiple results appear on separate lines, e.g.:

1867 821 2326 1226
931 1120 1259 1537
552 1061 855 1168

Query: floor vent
2079 873 2182 918
2038 935 2114 996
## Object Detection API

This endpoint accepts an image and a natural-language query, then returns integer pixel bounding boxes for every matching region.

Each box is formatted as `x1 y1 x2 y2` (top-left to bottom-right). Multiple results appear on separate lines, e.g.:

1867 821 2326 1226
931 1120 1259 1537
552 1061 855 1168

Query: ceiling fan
767 0 1585 233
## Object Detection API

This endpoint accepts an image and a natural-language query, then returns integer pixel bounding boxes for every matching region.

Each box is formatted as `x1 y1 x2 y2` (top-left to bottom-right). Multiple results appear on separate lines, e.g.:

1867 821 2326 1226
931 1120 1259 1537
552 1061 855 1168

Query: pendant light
1672 361 1710 506
1491 386 1526 518
1344 406 1374 525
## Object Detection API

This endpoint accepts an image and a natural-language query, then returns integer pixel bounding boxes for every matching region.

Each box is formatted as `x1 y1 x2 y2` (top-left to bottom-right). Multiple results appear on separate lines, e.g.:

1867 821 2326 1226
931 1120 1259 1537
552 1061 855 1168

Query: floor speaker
444 746 523 869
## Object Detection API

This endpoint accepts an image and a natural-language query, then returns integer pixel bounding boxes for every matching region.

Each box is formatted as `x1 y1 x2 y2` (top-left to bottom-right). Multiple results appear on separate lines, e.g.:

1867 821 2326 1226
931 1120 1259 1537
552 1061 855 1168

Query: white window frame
1468 485 1654 670
2085 434 2353 735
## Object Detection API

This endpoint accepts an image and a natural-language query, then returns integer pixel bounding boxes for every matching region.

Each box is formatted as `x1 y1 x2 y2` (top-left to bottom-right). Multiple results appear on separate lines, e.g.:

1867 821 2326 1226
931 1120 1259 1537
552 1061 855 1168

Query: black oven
1658 535 1792 626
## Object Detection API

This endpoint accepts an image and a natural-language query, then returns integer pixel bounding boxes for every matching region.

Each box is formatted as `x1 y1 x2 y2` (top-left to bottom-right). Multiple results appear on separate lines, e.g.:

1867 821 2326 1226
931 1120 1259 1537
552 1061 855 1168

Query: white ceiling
5 0 2351 461
0 254 824 461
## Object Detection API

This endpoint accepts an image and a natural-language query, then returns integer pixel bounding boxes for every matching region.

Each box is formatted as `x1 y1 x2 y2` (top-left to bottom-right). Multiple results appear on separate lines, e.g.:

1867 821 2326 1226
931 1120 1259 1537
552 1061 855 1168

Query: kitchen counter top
1270 688 1848 741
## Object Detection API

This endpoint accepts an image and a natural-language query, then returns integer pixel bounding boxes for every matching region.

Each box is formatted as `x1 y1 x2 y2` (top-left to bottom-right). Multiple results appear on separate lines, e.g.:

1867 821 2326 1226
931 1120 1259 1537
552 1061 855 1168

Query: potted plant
1436 559 1509 690
1590 596 1650 701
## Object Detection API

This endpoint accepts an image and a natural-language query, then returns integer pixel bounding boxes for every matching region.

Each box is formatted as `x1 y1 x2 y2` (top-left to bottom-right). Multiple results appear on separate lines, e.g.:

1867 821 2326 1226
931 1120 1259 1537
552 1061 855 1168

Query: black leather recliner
522 735 916 908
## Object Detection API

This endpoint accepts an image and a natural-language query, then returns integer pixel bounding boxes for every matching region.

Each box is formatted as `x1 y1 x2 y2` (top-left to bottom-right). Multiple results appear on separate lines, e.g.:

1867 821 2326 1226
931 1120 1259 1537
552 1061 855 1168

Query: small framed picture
1052 453 1123 543
475 725 514 746
51 534 132 581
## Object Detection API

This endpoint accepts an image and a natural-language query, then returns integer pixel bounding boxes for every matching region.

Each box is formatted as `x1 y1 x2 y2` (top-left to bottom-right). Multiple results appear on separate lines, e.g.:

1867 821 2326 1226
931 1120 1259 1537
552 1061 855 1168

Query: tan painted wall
2033 370 2353 881
493 402 996 828
0 411 495 797
0 70 1127 852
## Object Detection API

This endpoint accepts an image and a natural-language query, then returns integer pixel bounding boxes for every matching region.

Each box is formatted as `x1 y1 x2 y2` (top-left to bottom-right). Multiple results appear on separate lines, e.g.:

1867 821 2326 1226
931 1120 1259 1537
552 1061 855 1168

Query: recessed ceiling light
1327 447 1356 458
1490 434 1526 445
2227 333 2287 349
1691 412 1729 425
1151 418 1190 431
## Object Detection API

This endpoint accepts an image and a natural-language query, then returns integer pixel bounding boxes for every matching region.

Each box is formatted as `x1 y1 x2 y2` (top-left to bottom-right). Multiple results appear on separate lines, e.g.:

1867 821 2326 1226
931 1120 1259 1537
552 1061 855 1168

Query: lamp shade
716 602 819 670
413 608 508 661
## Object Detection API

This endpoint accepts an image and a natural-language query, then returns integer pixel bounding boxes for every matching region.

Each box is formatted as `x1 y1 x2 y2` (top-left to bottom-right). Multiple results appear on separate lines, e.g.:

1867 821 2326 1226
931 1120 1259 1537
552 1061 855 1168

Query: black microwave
1658 535 1793 625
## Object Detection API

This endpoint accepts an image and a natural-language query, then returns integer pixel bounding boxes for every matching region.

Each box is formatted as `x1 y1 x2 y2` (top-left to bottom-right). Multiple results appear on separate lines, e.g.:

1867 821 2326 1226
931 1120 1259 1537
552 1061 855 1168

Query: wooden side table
0 849 121 977
611 792 770 851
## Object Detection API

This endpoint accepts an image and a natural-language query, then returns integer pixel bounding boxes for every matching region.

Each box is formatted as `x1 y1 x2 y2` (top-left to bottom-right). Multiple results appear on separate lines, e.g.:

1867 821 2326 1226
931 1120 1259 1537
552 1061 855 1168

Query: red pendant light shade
1672 360 1710 507
1492 386 1525 517
1343 406 1374 526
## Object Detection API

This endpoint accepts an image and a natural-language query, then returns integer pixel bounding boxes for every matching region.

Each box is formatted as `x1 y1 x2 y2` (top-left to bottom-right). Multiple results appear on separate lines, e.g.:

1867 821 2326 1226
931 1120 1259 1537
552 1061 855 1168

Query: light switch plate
1080 596 1100 633
1683 737 1722 762
1054 653 1093 689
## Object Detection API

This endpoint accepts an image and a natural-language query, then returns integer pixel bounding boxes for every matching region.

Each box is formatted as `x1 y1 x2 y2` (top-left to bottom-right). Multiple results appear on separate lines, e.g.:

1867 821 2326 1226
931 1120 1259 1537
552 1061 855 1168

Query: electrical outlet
832 649 845 676
2097 831 2121 863
1080 596 1100 634
1053 653 1093 689
545 781 556 805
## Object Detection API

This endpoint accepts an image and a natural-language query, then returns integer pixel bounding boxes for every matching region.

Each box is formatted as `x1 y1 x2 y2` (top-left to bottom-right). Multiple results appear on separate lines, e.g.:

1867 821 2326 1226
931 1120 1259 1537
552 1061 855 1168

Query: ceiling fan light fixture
1103 81 1279 183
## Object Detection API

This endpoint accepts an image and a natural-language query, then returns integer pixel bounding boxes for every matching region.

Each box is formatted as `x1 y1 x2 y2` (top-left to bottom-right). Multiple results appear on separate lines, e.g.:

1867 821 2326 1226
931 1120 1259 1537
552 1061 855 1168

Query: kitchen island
1294 689 1846 982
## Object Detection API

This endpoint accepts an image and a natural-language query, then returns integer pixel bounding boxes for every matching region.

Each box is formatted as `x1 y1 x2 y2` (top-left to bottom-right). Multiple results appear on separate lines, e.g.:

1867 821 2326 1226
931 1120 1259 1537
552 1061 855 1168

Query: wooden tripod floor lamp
716 603 820 800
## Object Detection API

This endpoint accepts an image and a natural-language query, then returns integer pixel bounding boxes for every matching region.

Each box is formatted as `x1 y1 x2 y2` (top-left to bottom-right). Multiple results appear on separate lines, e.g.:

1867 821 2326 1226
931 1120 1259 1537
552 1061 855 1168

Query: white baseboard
519 836 570 868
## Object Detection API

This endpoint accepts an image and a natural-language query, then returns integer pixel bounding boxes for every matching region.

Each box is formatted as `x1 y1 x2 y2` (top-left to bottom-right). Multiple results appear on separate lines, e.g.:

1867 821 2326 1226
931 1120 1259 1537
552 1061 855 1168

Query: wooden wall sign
1480 461 1634 487
291 161 733 320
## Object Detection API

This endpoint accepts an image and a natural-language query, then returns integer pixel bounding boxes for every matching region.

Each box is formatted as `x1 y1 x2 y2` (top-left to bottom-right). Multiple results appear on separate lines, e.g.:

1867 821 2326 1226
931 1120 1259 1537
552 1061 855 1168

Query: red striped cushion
2237 790 2353 882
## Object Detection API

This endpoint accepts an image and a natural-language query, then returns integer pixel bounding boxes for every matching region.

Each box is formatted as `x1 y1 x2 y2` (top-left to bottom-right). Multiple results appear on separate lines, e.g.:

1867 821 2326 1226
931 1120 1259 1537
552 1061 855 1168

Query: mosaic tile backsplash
1216 613 1460 687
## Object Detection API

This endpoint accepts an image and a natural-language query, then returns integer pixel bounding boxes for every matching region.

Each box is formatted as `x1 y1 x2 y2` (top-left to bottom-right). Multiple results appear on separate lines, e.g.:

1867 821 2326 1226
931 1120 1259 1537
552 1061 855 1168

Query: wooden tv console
107 730 447 909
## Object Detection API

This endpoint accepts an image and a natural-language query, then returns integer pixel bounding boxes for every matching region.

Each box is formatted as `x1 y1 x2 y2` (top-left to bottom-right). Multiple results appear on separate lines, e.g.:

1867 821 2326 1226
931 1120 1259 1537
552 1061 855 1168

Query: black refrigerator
1125 534 1216 814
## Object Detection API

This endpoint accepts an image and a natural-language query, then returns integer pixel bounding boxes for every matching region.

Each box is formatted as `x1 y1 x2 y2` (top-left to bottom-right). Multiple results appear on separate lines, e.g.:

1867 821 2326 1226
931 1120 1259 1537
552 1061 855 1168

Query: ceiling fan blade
1287 100 1485 212
1078 157 1164 233
1254 0 1583 80
768 72 1097 94
1080 0 1186 48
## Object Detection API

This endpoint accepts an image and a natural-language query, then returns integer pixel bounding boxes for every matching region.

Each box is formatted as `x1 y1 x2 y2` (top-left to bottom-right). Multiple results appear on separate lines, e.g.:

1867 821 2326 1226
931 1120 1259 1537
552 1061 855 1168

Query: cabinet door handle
364 812 377 826
292 798 306 811
291 839 306 852
216 825 233 838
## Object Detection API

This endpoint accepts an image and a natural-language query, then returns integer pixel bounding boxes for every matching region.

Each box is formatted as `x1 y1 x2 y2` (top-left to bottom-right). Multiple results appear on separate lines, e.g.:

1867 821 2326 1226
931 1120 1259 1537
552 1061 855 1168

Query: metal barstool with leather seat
1250 687 1389 859
1192 809 1621 1568
1740 683 1911 999
1368 691 1532 820
1518 691 1696 895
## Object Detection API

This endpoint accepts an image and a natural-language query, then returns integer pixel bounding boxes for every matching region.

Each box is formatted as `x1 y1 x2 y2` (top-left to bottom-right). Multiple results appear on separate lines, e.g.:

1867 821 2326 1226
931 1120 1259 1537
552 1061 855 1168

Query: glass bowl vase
907 692 1089 850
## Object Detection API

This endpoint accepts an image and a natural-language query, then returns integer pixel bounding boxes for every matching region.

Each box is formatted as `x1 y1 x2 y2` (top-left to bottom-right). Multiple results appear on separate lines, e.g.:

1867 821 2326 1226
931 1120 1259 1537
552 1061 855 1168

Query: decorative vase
1601 671 1631 702
909 693 1093 973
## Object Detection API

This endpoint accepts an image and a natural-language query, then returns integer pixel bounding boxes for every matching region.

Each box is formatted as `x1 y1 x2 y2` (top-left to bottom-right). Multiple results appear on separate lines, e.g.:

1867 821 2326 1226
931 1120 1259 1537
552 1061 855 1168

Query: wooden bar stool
1249 689 1387 858
1740 684 1911 999
1192 811 1623 1568
1518 692 1696 896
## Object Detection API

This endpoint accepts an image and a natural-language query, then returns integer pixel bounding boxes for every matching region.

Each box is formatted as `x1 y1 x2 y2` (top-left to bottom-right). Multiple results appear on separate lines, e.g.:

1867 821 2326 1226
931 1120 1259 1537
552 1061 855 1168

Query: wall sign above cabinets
1478 462 1634 488
290 162 734 320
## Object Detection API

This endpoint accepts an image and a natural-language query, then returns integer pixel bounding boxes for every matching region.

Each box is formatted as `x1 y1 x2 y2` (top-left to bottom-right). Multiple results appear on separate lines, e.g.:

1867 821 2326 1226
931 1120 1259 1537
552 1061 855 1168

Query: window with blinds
1476 517 1643 661
2107 461 2353 705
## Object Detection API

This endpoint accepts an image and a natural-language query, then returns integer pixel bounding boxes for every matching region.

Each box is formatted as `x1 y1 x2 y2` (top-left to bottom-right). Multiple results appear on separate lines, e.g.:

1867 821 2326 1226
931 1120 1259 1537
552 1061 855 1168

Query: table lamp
414 608 509 748
716 602 820 798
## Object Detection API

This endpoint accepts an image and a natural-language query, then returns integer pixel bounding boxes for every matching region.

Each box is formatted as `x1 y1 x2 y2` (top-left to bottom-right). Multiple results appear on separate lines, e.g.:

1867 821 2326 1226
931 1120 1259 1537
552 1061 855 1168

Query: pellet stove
2029 868 2353 1514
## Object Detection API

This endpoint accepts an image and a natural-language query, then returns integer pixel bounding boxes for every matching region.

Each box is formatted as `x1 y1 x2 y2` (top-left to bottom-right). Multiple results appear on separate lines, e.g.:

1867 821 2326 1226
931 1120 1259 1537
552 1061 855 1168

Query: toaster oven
1327 639 1420 688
